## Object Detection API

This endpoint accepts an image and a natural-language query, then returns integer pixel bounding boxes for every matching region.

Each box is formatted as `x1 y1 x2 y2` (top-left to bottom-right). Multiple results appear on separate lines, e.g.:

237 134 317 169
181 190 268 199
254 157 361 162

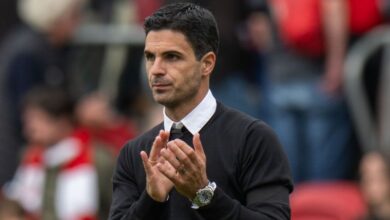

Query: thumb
140 151 154 176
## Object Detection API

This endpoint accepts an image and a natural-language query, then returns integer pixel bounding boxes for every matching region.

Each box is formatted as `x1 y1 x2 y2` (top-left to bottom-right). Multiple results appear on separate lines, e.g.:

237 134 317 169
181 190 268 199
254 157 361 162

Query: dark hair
144 2 219 60
22 86 75 120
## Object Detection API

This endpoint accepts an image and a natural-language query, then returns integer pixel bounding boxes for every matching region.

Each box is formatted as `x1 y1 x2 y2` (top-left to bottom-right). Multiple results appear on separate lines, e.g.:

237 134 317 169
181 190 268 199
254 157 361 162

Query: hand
320 67 343 96
157 133 209 200
140 130 174 202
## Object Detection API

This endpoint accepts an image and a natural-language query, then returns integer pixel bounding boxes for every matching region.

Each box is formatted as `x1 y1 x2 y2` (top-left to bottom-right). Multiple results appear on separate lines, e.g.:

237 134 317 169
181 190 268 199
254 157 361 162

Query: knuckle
188 150 195 158
182 156 191 164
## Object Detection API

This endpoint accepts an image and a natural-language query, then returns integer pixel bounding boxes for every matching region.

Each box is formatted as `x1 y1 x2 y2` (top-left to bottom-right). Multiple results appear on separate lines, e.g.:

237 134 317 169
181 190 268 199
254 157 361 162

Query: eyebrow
144 49 183 56
162 50 182 56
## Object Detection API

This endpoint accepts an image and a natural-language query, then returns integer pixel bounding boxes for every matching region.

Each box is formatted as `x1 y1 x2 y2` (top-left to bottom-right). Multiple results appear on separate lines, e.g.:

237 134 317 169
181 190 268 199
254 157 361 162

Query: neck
165 88 208 122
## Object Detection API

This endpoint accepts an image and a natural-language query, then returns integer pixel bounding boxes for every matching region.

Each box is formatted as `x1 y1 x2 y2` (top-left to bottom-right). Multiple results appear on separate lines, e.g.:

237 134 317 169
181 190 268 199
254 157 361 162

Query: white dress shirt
163 90 217 134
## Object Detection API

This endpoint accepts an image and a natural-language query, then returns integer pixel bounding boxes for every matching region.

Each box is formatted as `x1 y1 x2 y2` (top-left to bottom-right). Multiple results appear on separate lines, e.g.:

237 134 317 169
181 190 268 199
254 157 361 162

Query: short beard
154 82 200 110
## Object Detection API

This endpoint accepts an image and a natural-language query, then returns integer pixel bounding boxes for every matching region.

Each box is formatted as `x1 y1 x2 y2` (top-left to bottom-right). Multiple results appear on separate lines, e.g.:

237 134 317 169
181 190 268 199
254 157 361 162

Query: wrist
149 194 169 202
191 181 217 209
146 189 169 202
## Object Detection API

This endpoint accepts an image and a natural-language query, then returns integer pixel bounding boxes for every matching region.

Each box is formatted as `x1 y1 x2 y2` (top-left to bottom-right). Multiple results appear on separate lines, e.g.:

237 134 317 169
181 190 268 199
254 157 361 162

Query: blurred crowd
0 0 389 219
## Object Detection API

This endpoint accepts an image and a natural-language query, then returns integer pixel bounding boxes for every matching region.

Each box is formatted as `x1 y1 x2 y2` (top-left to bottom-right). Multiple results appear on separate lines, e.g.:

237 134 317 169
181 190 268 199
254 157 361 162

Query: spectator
76 92 138 155
0 0 87 187
3 87 112 220
252 0 355 183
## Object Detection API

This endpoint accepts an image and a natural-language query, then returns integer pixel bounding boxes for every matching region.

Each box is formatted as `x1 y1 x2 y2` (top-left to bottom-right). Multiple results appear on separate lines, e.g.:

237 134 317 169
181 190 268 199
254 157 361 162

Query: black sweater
109 103 293 220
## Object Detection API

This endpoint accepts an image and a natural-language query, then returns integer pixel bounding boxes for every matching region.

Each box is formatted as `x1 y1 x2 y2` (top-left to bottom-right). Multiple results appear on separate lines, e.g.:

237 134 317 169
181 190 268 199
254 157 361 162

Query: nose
148 57 166 76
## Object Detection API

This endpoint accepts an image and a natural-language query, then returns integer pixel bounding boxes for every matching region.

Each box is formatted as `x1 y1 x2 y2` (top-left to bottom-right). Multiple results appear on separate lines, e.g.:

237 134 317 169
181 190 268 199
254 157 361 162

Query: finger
160 130 170 144
167 140 189 161
168 140 199 169
193 133 206 160
149 137 160 161
160 147 181 169
140 151 153 176
171 139 194 156
176 139 201 163
149 131 166 161
157 159 180 185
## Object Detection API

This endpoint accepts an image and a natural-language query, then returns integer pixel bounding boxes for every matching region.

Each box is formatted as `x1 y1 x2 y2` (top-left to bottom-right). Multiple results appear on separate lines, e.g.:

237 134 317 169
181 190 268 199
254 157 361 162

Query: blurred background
0 0 389 219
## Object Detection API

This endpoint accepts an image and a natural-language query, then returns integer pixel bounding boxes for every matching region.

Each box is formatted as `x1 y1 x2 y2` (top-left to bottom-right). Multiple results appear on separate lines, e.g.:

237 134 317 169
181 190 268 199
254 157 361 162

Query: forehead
144 30 195 55
24 105 49 116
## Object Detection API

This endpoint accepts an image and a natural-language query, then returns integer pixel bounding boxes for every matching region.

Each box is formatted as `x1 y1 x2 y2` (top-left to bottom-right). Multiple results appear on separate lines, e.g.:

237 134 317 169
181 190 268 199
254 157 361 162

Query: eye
165 53 180 61
144 52 155 62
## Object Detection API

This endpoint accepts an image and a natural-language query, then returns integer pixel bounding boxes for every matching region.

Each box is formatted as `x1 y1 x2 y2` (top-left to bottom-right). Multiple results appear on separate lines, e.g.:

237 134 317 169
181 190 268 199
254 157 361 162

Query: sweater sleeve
108 144 169 220
198 121 293 220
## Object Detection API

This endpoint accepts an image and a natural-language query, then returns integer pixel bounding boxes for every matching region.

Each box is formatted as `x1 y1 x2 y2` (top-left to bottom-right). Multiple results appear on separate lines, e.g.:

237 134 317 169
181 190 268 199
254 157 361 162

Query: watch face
198 190 213 204
192 182 216 209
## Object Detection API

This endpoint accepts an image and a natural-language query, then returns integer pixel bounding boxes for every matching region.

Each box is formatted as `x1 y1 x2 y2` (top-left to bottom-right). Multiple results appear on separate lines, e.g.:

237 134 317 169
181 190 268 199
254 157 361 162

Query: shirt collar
163 90 217 135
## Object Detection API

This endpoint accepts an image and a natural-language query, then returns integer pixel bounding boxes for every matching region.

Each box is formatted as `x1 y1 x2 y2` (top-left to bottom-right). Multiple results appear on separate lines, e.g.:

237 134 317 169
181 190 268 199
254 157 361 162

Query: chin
154 97 177 109
153 94 169 104
29 139 46 147
155 99 171 107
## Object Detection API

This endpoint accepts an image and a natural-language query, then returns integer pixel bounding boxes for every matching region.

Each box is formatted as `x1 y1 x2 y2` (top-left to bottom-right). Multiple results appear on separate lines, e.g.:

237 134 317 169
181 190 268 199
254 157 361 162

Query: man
109 3 293 219
0 0 87 187
3 87 110 220
254 0 354 183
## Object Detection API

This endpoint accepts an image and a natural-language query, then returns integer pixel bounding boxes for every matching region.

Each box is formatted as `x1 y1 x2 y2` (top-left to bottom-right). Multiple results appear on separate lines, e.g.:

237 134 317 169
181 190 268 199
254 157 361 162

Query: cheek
186 68 202 85
147 73 153 85
176 63 199 79
26 120 55 141
145 68 153 85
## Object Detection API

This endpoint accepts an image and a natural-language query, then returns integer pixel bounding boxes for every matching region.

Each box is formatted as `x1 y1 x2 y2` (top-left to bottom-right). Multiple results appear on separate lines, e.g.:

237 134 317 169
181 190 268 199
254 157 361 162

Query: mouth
150 76 172 91
151 83 172 91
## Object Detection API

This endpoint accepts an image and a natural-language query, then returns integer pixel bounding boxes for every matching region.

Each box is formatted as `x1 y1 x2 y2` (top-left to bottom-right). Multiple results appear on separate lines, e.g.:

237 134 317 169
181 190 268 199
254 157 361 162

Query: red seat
291 181 367 220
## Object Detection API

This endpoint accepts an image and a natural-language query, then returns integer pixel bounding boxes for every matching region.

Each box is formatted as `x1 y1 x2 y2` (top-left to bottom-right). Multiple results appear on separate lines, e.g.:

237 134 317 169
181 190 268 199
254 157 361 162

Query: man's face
51 3 82 45
23 107 65 146
144 30 203 108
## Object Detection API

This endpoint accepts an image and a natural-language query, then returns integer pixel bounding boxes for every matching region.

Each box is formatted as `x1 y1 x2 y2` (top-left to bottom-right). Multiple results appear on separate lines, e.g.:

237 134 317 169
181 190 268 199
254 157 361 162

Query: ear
200 52 216 77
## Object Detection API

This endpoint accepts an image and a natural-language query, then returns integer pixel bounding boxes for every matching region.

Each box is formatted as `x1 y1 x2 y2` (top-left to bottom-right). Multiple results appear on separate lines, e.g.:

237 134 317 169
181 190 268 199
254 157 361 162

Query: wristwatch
191 181 217 209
